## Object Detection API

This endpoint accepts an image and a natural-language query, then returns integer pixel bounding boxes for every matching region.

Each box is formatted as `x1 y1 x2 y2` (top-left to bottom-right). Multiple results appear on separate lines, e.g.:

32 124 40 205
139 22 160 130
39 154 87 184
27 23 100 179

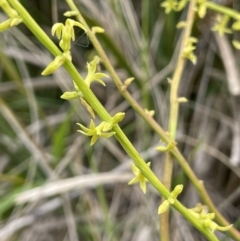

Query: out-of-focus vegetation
0 0 240 240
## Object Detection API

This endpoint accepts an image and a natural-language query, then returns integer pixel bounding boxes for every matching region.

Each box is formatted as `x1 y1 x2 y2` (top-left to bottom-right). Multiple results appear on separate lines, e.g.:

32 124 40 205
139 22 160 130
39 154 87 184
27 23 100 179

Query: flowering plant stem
63 0 240 240
6 0 240 240
160 1 196 240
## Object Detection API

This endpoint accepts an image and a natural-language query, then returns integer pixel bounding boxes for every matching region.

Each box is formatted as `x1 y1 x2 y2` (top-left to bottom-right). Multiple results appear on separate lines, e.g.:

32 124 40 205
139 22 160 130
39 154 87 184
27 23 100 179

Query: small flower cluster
128 162 151 194
61 56 108 118
211 14 240 49
0 0 22 32
42 19 86 75
189 203 232 233
77 112 125 146
61 56 108 100
197 1 240 49
182 37 198 65
162 0 240 51
211 15 232 36
158 184 183 214
161 0 189 14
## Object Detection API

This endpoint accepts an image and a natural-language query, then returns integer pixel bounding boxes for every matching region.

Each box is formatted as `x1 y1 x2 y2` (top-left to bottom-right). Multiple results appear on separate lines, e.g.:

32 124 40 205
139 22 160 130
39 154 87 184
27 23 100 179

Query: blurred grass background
0 0 240 240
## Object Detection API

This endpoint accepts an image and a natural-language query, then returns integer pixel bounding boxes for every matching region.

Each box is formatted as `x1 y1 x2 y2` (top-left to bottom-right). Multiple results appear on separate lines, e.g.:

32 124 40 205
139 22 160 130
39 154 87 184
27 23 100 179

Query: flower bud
60 91 80 100
232 21 240 30
177 97 188 103
233 40 240 50
41 55 65 75
92 26 105 34
52 23 64 39
64 11 78 17
0 17 22 32
158 200 170 214
112 112 125 125
171 184 183 198
0 18 12 32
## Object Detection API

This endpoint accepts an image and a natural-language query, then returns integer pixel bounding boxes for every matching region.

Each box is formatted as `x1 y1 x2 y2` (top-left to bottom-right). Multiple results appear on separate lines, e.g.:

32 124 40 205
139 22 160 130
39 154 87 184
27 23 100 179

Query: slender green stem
160 152 172 241
63 0 240 240
160 1 196 240
206 1 240 20
6 0 239 240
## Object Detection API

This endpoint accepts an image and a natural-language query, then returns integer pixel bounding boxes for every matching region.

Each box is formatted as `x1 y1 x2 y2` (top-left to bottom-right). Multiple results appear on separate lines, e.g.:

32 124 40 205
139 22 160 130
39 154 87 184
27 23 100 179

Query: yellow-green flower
52 19 86 52
158 184 183 214
61 56 107 100
211 15 232 36
161 0 178 14
128 162 150 194
85 56 108 87
182 37 198 64
189 203 232 233
41 51 71 76
197 0 208 18
156 140 177 152
176 0 189 11
77 120 115 146
0 16 22 32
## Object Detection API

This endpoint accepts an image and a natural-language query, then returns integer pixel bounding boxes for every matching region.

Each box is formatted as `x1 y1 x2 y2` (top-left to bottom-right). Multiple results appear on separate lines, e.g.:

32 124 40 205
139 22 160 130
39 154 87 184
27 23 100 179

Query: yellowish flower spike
128 162 150 194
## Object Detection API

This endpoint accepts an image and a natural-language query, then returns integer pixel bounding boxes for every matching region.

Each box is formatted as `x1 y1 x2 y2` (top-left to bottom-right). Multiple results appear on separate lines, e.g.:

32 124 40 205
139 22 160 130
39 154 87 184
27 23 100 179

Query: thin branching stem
62 0 240 240
6 0 240 240
62 1 240 240
160 1 196 240
206 1 240 20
